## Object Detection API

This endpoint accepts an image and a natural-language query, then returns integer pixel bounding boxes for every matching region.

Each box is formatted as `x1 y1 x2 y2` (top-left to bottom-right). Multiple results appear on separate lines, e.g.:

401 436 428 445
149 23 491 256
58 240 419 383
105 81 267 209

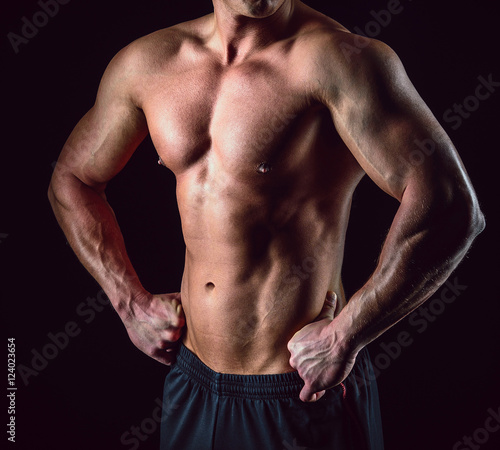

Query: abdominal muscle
178 197 350 375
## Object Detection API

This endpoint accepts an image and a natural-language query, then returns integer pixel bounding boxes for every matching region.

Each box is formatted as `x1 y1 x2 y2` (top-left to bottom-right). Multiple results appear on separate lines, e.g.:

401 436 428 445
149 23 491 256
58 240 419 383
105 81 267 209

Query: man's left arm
288 36 485 402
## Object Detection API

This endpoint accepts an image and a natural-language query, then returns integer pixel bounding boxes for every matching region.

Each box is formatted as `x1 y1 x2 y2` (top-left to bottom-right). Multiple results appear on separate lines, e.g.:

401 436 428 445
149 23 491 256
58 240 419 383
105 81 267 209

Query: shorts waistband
175 344 305 400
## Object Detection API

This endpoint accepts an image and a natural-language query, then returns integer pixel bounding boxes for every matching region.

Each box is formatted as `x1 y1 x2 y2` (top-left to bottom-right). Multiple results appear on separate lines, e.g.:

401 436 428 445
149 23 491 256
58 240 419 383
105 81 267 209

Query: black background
2 1 499 449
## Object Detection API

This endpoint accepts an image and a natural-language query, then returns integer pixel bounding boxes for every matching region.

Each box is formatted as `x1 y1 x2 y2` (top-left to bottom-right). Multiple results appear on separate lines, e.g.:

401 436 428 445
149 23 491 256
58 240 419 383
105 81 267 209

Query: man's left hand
287 291 357 402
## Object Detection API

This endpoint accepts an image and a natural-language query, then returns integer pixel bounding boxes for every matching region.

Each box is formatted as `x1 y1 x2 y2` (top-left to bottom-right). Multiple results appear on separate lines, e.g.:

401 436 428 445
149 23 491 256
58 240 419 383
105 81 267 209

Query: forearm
335 185 485 354
48 173 146 315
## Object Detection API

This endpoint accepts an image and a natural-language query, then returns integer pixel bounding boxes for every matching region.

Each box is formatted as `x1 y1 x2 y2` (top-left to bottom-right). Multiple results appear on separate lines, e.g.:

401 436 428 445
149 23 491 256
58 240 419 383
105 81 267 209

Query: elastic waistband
175 344 305 400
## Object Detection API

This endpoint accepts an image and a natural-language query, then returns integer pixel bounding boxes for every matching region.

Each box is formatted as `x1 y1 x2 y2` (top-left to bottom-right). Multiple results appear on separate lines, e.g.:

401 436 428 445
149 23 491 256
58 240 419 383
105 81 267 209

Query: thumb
300 383 326 402
314 291 337 322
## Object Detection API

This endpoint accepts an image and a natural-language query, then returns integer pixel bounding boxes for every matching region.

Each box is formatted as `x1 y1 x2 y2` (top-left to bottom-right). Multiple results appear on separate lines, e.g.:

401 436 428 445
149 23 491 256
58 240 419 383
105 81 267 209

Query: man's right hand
121 292 186 365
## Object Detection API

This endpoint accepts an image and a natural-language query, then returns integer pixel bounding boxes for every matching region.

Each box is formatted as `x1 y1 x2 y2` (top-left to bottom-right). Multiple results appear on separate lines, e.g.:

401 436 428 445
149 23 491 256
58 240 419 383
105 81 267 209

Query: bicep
54 48 148 190
58 103 148 189
328 40 469 202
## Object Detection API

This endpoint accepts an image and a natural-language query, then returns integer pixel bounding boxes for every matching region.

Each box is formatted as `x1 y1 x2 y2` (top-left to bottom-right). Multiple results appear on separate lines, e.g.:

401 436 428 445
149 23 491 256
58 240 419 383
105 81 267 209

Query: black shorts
160 344 384 450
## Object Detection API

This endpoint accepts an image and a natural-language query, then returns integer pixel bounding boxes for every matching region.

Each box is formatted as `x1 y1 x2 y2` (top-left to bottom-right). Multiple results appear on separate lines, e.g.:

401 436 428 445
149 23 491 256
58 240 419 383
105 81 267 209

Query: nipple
256 162 272 174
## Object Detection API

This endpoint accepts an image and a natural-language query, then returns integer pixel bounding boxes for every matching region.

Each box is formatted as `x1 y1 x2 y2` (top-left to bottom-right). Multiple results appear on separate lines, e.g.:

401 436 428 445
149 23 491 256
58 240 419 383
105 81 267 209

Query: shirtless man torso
48 0 484 447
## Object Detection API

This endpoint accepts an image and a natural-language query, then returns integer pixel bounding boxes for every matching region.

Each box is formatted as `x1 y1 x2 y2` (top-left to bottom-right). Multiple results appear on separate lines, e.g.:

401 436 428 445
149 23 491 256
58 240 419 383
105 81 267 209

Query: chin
243 0 285 18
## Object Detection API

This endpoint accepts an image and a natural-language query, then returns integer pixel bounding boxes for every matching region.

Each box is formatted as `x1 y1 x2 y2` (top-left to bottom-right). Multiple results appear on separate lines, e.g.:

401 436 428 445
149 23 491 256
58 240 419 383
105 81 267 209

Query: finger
169 296 183 311
161 327 184 343
300 383 325 402
165 303 185 328
302 389 325 403
314 390 326 401
151 348 177 366
314 291 337 322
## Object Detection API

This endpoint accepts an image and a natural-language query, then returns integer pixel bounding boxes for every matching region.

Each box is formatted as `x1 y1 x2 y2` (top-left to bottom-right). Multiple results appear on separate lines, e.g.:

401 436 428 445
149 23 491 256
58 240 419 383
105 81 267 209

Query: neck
210 0 296 64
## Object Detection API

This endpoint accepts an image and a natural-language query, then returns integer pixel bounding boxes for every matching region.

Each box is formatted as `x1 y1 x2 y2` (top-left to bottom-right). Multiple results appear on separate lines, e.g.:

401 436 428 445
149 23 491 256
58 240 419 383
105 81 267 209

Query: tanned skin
48 0 484 403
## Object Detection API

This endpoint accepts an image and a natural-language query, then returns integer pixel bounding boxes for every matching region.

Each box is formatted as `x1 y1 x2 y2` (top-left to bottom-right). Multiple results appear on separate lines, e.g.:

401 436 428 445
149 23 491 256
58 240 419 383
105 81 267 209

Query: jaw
224 0 289 19
246 0 284 17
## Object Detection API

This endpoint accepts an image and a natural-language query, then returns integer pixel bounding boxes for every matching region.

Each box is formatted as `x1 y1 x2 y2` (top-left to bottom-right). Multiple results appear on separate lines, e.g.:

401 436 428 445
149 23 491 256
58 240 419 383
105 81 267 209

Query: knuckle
164 329 180 342
169 315 183 328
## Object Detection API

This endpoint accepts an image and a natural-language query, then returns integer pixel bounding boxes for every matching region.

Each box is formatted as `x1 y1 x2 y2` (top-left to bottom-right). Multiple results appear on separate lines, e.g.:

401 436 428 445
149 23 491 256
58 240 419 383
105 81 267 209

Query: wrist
327 314 365 358
107 280 150 319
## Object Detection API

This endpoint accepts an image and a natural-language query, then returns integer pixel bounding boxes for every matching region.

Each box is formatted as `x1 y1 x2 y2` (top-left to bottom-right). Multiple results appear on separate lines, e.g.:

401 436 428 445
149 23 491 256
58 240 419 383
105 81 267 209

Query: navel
256 162 272 174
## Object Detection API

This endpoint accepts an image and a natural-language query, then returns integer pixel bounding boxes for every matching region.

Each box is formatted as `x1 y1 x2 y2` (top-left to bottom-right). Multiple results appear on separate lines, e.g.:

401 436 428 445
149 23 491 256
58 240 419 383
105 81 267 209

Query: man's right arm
48 43 185 365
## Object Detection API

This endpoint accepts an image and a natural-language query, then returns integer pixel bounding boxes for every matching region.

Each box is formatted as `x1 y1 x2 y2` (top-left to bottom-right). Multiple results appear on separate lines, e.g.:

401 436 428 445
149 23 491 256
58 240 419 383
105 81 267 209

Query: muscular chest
142 57 316 176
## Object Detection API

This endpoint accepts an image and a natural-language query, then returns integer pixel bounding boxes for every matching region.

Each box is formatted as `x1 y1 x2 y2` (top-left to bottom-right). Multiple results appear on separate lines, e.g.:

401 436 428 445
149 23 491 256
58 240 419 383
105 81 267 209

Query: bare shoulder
289 6 401 92
110 16 210 73
97 15 211 105
319 31 401 81
294 22 406 107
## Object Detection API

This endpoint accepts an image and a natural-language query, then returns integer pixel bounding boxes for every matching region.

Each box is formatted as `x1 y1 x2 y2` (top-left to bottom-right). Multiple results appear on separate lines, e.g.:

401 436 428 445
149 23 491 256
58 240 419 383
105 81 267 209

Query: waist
182 328 297 374
174 343 305 399
180 267 346 374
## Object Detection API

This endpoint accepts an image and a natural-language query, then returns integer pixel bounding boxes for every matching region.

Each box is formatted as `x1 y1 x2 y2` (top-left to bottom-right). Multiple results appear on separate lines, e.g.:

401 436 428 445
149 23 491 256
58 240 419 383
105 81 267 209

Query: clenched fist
287 291 357 402
122 292 186 365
